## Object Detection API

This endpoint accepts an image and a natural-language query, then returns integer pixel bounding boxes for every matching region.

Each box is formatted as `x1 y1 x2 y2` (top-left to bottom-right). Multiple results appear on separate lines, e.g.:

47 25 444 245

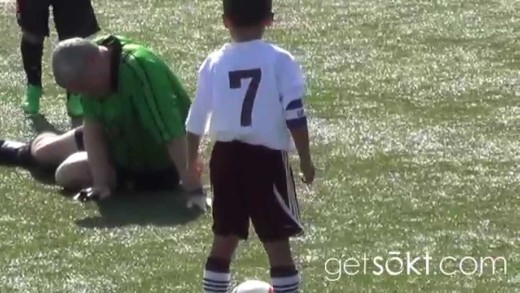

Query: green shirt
82 35 191 171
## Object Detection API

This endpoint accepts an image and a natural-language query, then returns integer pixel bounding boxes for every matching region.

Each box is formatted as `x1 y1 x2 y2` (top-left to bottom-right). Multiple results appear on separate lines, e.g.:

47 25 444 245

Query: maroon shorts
209 141 303 242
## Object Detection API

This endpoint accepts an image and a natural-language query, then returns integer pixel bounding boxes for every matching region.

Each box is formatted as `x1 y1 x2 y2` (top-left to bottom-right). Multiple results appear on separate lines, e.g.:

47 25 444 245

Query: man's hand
300 160 315 185
74 186 111 202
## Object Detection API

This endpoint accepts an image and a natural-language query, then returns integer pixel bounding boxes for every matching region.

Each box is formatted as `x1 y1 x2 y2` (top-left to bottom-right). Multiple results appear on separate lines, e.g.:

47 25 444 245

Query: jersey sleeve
185 56 212 135
276 52 307 128
121 50 186 143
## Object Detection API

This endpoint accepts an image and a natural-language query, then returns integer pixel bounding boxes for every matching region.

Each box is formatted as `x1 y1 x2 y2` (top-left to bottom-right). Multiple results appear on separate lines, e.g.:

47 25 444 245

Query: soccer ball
231 280 274 293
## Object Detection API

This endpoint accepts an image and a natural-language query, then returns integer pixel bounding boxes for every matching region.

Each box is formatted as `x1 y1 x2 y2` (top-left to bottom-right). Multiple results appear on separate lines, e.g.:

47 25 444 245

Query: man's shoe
0 140 30 166
21 85 42 115
66 93 83 118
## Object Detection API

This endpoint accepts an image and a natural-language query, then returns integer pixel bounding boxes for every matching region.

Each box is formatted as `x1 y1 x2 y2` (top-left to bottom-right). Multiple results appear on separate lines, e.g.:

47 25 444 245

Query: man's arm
123 53 208 190
83 118 116 197
166 136 193 189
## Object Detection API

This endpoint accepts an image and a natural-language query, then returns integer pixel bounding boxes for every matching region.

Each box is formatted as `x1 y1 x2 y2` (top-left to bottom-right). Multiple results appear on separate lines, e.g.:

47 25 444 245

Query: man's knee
55 152 91 190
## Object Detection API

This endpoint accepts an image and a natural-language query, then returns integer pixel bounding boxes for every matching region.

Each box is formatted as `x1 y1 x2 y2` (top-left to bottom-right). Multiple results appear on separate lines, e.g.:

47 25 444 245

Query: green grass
1 0 519 292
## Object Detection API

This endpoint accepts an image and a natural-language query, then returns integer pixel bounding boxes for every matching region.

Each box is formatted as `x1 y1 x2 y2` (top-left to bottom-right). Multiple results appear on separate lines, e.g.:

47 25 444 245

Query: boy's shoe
66 93 84 117
21 84 42 115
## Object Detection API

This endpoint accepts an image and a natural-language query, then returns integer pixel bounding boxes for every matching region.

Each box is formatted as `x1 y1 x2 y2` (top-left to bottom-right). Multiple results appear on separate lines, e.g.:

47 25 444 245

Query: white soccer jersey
186 40 307 151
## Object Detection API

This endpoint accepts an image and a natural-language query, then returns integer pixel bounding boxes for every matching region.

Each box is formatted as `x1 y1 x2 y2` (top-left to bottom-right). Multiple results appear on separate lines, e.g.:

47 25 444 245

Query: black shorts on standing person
16 0 100 117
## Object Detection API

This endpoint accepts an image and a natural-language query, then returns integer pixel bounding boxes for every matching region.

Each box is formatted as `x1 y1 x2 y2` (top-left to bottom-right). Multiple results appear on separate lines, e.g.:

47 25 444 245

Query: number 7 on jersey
228 68 262 127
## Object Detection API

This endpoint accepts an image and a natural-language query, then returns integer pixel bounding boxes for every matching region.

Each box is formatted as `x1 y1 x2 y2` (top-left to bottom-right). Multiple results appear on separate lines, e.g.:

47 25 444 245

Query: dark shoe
0 140 34 167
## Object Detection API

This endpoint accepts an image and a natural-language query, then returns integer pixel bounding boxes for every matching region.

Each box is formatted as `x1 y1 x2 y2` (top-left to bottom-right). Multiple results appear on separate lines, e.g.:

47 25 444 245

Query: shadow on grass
0 164 56 186
28 114 83 134
28 114 61 134
27 166 56 186
74 191 204 228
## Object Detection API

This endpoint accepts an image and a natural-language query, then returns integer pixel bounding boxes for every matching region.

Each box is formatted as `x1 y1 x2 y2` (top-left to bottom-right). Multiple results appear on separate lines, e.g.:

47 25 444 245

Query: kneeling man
0 35 205 207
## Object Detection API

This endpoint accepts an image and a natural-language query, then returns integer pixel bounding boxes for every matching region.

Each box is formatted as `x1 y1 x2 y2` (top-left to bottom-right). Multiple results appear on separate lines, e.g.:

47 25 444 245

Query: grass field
1 0 519 292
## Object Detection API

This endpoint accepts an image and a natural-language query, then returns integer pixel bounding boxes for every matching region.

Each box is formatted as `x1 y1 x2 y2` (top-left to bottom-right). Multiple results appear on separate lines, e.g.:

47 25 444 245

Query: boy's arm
183 58 213 211
286 100 315 184
185 57 213 169
187 132 201 169
278 53 315 183
286 100 312 165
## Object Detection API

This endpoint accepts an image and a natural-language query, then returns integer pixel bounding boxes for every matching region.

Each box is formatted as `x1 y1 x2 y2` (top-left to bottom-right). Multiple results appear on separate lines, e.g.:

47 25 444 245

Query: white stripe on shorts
273 152 302 229
282 152 301 221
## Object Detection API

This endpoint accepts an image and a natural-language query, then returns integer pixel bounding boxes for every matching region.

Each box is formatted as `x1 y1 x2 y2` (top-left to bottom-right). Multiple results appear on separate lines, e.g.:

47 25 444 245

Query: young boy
16 0 100 116
185 0 315 292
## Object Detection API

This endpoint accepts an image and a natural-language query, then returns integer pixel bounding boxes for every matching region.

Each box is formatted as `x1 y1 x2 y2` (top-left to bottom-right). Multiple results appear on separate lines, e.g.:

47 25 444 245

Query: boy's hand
300 160 315 185
185 187 212 212
188 156 204 179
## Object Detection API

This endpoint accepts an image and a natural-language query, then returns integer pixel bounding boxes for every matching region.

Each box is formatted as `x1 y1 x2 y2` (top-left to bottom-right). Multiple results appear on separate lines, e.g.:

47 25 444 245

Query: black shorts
16 0 100 39
209 141 303 242
73 127 180 192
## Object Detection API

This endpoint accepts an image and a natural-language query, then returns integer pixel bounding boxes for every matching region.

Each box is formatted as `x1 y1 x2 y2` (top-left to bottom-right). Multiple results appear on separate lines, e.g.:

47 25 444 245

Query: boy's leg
204 142 248 293
204 236 240 293
16 0 51 114
263 241 300 293
246 147 303 293
52 0 101 117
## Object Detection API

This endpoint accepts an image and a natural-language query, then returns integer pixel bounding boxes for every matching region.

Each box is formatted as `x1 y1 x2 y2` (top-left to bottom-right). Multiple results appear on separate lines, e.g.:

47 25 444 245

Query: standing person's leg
203 142 246 293
247 146 303 293
51 0 101 117
16 0 51 114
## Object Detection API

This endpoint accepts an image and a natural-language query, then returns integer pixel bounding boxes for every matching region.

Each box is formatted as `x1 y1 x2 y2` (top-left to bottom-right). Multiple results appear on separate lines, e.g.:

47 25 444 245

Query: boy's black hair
223 0 273 27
